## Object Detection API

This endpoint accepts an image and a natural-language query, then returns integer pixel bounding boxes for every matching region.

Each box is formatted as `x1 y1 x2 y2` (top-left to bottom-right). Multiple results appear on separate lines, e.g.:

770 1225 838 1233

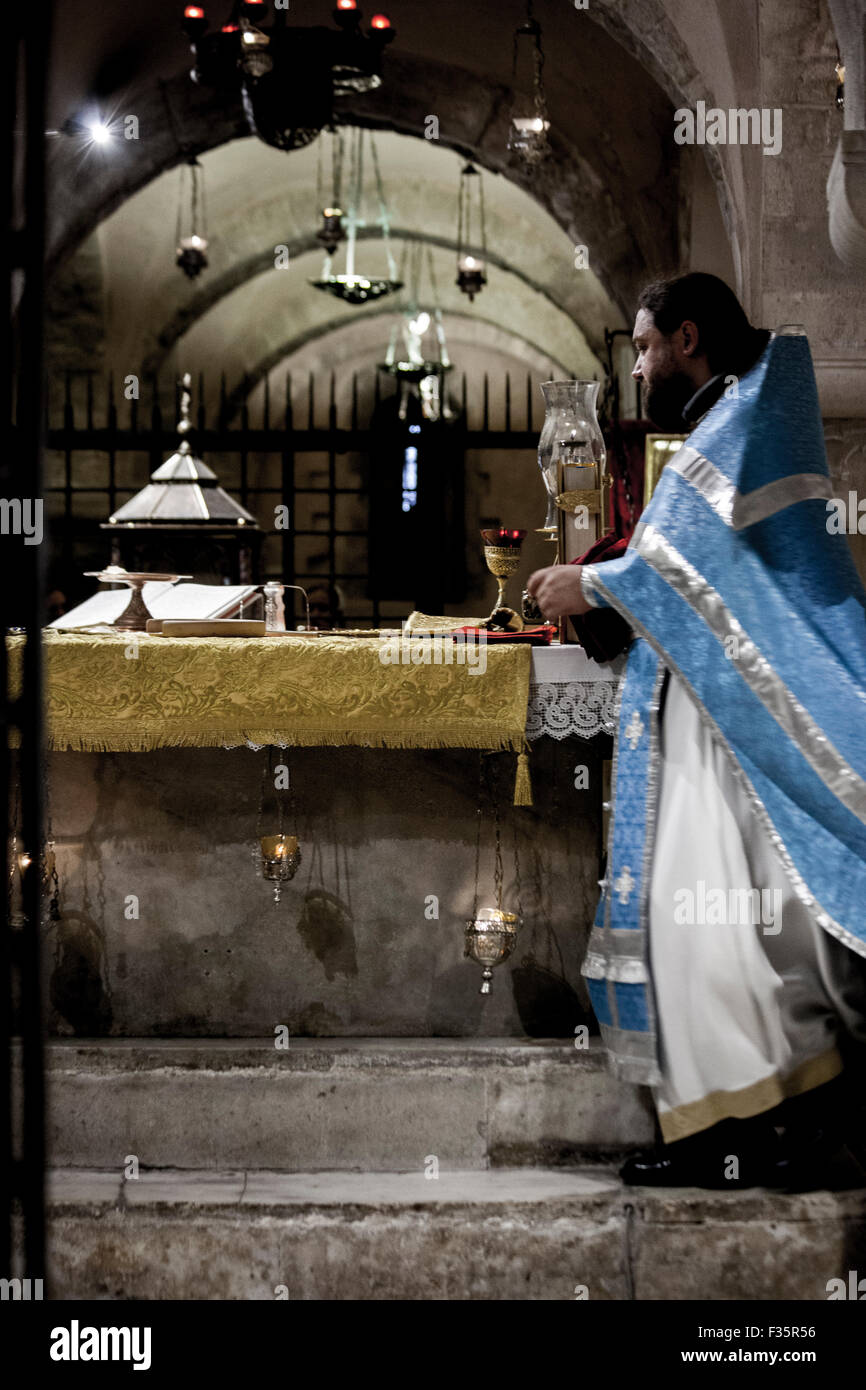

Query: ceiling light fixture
181 2 395 152
310 127 402 304
175 157 210 278
508 0 551 167
456 161 488 301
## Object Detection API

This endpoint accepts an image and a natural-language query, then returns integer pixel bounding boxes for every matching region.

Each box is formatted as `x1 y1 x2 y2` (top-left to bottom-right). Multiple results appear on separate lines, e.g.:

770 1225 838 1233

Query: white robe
649 670 866 1142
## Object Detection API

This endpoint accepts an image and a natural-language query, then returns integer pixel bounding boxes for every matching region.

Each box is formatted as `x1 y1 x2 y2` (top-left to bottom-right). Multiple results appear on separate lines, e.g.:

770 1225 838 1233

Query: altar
11 632 621 752
19 633 622 1042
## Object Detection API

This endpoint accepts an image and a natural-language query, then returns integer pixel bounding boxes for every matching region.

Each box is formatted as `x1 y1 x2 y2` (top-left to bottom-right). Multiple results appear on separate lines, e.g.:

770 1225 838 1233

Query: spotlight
88 121 111 145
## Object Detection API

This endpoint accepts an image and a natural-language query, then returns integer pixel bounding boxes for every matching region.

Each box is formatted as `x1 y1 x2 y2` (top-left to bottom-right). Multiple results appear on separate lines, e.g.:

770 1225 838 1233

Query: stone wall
44 740 604 1039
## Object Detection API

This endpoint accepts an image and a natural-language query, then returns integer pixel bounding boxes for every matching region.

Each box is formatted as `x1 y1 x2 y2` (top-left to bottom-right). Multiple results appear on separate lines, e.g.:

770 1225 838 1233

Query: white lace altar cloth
526 646 625 742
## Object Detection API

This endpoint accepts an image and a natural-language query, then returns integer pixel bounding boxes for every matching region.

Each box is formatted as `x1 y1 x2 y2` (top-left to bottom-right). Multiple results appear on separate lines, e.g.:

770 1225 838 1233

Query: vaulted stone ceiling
67 130 616 415
43 0 741 416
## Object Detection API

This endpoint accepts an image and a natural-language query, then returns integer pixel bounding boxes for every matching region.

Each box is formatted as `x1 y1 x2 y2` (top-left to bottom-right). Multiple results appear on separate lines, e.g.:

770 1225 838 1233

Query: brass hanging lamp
256 746 302 906
464 756 523 994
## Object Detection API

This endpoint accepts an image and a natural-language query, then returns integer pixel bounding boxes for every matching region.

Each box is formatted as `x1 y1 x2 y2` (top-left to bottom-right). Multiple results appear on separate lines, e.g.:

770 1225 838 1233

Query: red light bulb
337 0 358 9
184 4 205 16
371 13 391 27
222 21 238 30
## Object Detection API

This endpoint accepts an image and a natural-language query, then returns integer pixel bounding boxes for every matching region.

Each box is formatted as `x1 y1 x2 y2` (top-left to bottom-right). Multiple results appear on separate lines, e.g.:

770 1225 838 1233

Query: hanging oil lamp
313 130 347 255
507 1 551 167
175 158 209 278
464 757 522 994
237 8 273 79
181 3 395 151
257 748 302 904
8 767 61 926
380 240 453 419
260 835 302 897
456 162 487 301
465 908 521 994
310 127 402 304
317 207 345 253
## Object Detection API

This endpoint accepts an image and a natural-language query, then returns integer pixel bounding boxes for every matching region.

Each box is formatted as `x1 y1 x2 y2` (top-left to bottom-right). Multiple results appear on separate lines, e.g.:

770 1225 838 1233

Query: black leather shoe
772 1077 851 1192
770 1124 847 1192
620 1117 784 1189
620 1148 689 1186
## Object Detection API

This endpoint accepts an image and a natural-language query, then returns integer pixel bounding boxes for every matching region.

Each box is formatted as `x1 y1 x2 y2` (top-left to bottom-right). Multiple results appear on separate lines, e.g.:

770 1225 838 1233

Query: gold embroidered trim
657 1046 844 1143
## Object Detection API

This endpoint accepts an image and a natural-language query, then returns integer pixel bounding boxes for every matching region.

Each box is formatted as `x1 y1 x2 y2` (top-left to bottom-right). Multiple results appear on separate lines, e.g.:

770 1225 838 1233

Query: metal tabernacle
102 374 261 584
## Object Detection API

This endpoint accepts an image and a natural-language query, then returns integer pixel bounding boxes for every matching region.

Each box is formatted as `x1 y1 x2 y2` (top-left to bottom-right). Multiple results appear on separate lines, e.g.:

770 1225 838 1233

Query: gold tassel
513 748 533 806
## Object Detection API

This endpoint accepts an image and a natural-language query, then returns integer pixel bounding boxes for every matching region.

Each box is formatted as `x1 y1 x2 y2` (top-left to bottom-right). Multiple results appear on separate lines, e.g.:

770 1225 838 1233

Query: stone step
36 1037 656 1171
41 1166 866 1300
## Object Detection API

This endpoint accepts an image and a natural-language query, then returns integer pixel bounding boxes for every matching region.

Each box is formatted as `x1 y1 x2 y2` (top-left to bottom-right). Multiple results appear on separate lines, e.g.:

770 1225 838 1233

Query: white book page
50 582 258 630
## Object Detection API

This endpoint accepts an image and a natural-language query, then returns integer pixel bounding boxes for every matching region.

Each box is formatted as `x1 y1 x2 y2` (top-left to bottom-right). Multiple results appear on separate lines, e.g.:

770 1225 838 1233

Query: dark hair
637 272 767 375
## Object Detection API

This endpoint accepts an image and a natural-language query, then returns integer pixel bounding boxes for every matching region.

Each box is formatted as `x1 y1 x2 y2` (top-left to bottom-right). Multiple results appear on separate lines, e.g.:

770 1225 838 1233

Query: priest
527 272 866 1189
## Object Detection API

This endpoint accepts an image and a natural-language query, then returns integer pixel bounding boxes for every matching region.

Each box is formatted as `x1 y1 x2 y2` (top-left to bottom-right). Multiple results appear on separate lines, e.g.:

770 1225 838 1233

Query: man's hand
526 564 593 620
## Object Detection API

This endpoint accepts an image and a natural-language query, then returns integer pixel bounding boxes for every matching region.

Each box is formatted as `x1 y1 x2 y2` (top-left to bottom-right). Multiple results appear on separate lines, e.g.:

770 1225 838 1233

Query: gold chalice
480 527 526 632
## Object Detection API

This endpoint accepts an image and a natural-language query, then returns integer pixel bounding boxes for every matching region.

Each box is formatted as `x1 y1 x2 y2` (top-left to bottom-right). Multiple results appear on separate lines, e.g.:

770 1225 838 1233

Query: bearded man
527 272 866 1190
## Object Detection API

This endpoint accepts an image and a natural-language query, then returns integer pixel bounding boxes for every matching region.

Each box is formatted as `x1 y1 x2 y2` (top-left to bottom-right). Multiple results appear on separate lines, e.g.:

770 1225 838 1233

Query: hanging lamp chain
491 761 504 913
369 132 398 281
512 812 523 920
472 752 484 919
425 243 439 305
333 129 344 208
511 0 548 126
533 20 548 123
427 245 451 365
198 160 208 239
458 162 485 260
175 163 186 249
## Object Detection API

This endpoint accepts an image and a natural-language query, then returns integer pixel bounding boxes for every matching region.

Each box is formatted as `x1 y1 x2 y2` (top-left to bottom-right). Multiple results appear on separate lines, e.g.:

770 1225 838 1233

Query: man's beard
644 370 695 430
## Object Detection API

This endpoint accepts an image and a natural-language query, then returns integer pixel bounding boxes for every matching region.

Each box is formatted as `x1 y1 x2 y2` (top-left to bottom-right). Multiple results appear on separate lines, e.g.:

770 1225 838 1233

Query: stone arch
142 225 605 382
46 3 696 323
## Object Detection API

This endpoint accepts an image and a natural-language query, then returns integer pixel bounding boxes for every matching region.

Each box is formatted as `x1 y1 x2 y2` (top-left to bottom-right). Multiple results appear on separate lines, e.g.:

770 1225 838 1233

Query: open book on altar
49 582 260 631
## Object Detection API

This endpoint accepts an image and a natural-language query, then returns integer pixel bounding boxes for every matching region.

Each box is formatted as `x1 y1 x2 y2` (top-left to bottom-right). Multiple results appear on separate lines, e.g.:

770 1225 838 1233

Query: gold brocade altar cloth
7 632 533 756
